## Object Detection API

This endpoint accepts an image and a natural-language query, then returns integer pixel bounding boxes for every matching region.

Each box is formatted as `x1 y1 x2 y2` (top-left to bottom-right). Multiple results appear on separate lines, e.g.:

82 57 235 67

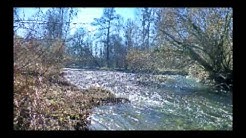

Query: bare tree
43 8 77 40
137 8 155 51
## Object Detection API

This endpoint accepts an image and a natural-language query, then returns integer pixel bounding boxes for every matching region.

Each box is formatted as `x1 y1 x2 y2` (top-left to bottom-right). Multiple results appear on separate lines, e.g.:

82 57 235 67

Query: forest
14 8 233 130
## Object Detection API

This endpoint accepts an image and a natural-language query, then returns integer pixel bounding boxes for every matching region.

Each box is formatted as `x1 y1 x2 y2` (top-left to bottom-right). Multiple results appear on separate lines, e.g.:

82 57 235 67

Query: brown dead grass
13 37 116 130
14 70 116 130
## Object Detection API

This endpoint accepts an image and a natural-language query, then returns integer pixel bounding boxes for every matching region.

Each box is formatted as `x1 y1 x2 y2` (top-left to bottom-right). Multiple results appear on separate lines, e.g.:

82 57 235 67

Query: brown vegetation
126 47 192 74
13 37 116 130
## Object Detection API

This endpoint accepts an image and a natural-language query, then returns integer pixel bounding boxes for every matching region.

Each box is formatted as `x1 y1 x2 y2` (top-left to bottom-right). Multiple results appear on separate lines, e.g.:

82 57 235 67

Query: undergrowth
14 36 115 130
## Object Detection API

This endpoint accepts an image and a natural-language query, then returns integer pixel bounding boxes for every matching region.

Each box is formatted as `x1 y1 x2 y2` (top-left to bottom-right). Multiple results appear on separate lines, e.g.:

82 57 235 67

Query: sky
15 8 137 36
70 8 136 34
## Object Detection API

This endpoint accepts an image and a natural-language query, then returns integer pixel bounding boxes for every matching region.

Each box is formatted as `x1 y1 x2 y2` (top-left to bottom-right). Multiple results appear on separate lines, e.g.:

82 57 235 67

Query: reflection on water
87 75 232 130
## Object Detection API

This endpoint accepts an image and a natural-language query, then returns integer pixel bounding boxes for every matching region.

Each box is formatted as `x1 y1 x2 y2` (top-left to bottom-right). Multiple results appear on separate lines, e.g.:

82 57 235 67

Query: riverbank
14 71 128 130
14 67 232 130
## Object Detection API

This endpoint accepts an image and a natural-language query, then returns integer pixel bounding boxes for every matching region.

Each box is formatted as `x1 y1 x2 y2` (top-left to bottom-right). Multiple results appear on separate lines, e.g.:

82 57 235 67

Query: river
62 68 232 130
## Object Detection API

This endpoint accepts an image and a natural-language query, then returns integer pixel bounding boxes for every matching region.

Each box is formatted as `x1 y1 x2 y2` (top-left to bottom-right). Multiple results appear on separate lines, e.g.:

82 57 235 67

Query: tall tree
124 19 135 50
43 8 77 40
157 8 233 90
42 8 77 67
91 8 121 68
138 8 155 50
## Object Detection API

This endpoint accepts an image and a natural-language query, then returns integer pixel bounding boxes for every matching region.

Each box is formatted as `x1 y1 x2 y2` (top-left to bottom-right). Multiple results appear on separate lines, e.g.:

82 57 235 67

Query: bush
14 36 63 129
126 49 155 72
125 47 193 74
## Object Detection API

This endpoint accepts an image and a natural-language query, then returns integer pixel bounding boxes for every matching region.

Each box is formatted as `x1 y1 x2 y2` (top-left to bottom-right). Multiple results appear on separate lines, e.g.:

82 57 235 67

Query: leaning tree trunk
209 70 233 92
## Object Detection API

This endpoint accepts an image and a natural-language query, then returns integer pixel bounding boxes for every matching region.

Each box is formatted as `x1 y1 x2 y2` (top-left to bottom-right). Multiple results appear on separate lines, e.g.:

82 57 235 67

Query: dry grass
14 72 115 130
13 37 116 130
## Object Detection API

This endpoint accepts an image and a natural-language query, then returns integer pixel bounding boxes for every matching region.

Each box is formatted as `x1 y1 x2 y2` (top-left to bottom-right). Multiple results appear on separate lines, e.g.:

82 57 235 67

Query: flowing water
63 68 232 130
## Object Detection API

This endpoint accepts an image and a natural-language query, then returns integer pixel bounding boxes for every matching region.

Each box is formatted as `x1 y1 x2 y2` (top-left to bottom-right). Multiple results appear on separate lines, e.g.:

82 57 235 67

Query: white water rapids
62 68 232 130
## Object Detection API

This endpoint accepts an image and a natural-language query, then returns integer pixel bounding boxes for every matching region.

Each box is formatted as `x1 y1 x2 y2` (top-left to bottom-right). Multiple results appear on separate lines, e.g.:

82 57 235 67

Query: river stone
101 97 130 106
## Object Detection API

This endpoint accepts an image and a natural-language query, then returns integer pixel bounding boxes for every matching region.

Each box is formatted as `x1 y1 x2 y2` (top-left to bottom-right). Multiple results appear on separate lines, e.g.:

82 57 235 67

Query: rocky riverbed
62 68 232 130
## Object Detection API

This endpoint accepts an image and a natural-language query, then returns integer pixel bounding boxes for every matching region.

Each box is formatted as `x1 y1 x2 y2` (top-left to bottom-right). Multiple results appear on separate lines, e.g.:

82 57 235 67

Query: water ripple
63 68 232 130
